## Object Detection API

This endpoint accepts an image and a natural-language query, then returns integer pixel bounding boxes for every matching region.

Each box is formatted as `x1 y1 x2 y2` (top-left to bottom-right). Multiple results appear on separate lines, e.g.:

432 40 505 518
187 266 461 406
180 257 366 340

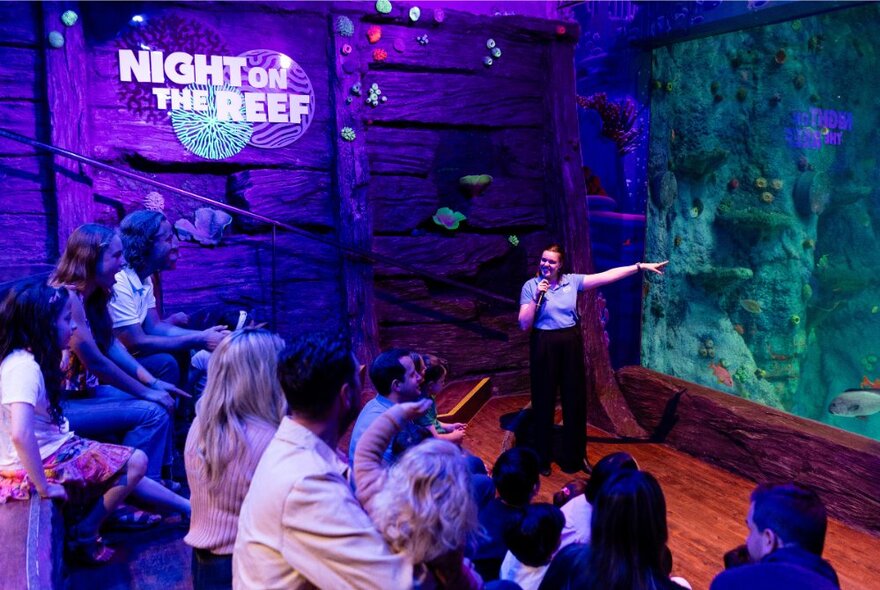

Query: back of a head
422 353 448 384
119 210 166 275
369 348 410 396
373 438 478 563
590 470 670 589
584 451 639 504
197 328 287 484
390 422 433 461
493 447 540 507
539 542 591 590
751 483 828 555
277 332 355 419
504 502 565 568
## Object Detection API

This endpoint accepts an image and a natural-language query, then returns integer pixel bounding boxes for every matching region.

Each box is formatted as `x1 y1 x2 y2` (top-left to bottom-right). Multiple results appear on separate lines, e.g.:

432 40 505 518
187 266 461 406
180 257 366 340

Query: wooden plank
361 71 543 127
373 234 511 277
0 47 43 100
438 377 493 423
228 169 334 230
87 106 334 169
0 213 54 268
0 2 39 46
374 279 481 324
380 314 529 375
43 3 98 251
616 366 880 535
0 102 46 156
366 127 544 179
91 168 229 223
369 174 545 232
331 11 380 365
0 156 51 214
353 21 547 81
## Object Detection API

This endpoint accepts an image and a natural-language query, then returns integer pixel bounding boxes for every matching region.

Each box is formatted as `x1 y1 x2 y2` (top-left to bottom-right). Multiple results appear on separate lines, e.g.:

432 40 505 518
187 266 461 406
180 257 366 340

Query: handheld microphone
536 289 546 307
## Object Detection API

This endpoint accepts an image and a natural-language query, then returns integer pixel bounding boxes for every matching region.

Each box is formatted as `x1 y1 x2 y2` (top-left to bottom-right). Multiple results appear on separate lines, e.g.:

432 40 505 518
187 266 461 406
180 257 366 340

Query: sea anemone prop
458 174 493 197
432 207 467 230
576 93 640 155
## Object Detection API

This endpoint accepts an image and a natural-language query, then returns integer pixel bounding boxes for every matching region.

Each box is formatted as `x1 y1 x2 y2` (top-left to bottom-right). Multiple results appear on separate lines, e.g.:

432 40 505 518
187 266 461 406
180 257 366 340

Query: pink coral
372 48 388 62
576 93 640 154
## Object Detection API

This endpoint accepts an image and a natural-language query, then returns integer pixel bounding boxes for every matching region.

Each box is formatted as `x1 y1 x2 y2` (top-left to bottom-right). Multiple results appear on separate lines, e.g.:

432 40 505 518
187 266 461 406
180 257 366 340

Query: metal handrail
0 128 515 307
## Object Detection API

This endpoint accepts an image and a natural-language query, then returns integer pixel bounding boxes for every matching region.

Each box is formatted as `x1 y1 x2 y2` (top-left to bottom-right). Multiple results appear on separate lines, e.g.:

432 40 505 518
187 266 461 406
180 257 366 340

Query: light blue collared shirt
520 273 586 330
348 394 396 465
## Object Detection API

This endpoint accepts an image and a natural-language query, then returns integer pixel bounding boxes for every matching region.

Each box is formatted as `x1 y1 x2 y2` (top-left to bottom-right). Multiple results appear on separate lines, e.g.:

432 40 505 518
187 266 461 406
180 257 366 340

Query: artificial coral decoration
341 127 357 141
376 0 392 15
576 93 640 155
432 207 467 230
508 235 520 247
393 38 406 53
409 7 421 22
372 48 388 62
491 47 502 58
459 174 493 197
61 10 78 26
433 8 445 23
483 56 493 67
48 31 64 48
417 33 429 45
171 84 253 160
341 44 352 55
144 192 166 212
335 16 354 37
175 208 233 246
367 26 382 44
366 83 383 107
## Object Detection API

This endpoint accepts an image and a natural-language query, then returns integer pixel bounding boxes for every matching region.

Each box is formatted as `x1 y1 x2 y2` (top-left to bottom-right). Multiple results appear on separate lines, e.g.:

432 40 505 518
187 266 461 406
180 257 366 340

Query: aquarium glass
643 3 880 441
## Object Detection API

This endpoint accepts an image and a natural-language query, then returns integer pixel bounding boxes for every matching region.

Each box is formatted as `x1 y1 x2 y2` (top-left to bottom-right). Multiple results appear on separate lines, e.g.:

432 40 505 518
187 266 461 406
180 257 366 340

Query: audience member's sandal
67 531 115 565
104 505 163 531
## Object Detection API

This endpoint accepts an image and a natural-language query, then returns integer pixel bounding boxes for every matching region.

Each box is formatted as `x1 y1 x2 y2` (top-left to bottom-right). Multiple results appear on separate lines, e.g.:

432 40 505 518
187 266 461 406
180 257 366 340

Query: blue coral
335 16 354 37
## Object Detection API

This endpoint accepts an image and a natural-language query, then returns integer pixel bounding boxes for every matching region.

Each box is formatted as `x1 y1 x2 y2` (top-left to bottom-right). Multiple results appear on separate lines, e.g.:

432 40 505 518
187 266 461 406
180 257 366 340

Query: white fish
828 389 880 417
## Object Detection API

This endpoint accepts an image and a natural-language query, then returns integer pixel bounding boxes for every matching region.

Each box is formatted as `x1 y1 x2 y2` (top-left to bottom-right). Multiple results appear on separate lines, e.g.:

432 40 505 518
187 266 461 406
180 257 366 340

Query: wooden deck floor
70 393 880 589
463 394 880 590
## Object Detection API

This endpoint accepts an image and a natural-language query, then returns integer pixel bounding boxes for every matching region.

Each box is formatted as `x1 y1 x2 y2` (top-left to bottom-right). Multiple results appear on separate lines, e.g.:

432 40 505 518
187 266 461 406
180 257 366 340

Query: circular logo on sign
237 49 315 149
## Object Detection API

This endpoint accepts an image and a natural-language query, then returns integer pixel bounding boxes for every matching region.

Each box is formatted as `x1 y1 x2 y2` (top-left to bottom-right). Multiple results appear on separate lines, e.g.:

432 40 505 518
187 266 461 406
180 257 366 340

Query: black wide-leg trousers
528 326 588 469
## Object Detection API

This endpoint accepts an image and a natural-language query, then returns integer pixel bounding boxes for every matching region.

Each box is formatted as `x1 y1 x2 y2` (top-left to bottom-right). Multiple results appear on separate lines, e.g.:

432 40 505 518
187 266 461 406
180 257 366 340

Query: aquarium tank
642 2 880 442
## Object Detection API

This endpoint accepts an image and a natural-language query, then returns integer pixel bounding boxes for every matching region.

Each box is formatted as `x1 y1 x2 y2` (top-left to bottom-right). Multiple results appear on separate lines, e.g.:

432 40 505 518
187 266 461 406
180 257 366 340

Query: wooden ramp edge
438 377 493 424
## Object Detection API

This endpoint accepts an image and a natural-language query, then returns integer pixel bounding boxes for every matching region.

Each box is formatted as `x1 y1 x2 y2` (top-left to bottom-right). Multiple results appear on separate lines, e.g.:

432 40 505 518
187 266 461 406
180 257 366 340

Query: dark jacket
710 546 840 590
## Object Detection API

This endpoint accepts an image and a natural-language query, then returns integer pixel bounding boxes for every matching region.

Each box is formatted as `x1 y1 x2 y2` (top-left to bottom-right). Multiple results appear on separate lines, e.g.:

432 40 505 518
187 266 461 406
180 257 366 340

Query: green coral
340 127 356 141
375 0 392 14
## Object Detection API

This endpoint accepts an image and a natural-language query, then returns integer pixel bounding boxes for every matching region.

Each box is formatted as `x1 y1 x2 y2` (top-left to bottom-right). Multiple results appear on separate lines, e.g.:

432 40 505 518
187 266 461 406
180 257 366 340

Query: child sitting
414 354 467 443
500 502 565 590
354 400 482 588
0 279 189 564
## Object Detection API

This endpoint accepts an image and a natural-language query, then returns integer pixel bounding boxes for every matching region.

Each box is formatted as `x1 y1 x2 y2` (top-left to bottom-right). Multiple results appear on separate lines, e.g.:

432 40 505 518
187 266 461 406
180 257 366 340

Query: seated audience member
112 210 230 387
710 483 839 590
472 447 541 581
354 400 482 588
500 503 565 590
348 347 423 464
544 470 688 590
185 329 286 590
557 451 639 548
50 224 185 488
538 543 590 590
0 279 189 564
414 354 466 443
233 333 410 589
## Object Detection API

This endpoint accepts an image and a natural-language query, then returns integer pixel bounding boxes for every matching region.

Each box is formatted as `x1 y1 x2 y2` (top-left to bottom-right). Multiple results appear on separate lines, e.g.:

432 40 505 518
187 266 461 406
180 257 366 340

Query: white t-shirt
0 350 73 468
500 551 550 590
559 494 592 548
109 267 156 328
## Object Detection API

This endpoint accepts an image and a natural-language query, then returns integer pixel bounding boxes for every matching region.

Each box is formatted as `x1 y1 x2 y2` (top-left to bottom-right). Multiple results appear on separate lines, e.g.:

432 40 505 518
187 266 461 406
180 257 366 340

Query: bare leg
131 476 191 515
76 450 147 538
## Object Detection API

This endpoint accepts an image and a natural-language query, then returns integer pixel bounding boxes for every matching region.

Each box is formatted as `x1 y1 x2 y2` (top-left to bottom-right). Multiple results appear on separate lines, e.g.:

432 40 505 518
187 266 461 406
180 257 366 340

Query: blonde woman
184 329 286 589
354 401 482 588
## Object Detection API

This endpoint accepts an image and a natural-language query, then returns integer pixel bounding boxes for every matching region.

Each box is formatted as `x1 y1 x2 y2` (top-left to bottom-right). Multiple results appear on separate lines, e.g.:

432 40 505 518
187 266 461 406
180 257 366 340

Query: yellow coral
771 179 783 190
761 191 774 203
755 177 768 188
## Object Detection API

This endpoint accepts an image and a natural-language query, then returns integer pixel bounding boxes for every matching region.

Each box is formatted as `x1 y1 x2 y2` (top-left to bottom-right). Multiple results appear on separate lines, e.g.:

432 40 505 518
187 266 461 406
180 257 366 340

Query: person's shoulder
710 561 838 590
1 350 39 373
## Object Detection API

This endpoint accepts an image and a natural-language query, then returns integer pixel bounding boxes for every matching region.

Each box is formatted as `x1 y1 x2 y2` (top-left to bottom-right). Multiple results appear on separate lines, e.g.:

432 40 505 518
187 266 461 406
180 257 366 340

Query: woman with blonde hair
355 400 482 588
184 328 286 589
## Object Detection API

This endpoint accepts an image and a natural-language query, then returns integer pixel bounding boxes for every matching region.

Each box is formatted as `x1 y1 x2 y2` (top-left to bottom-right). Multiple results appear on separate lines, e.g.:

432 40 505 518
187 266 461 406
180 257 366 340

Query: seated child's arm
430 424 465 444
8 403 67 500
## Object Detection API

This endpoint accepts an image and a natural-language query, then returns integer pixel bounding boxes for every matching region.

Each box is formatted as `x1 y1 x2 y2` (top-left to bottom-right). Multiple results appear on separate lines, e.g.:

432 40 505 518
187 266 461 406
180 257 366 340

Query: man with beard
110 210 229 388
233 333 411 589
